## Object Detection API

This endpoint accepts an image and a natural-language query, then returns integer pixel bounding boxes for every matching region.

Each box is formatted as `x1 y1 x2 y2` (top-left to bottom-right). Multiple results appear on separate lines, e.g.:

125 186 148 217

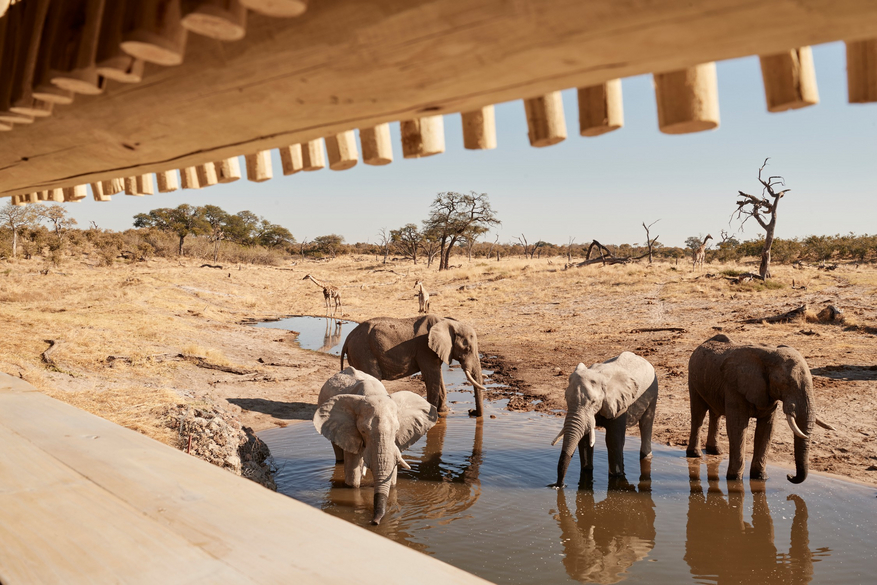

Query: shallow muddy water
254 315 357 355
262 387 877 585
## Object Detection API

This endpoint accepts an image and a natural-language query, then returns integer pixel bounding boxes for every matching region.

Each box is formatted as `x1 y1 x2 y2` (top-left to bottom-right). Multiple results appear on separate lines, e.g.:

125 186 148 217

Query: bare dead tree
515 234 537 260
299 237 309 261
377 228 391 264
732 158 790 279
566 236 576 264
642 220 660 264
486 234 500 261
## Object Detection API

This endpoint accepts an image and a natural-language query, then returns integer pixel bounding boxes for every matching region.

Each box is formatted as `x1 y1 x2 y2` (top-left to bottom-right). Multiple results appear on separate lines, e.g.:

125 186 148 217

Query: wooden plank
0 374 490 585
2 0 877 195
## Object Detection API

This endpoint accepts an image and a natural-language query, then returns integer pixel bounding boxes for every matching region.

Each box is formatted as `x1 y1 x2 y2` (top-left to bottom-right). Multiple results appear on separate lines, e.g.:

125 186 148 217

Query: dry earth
1 256 875 486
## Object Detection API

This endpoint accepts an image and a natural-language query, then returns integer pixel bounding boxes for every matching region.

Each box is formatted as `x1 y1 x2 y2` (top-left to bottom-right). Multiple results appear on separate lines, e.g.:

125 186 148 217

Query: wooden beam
654 63 720 134
524 92 566 147
180 166 201 189
759 47 819 112
461 106 497 150
301 139 325 171
279 144 304 174
196 163 219 186
121 0 188 66
4 1 877 195
325 130 358 170
359 124 393 165
401 116 445 158
846 39 877 103
156 170 180 192
577 80 623 137
214 157 241 182
245 150 272 182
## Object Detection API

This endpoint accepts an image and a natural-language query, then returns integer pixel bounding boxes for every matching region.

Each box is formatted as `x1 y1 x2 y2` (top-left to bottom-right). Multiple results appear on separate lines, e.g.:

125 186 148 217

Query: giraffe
302 274 342 317
693 234 713 271
414 280 430 313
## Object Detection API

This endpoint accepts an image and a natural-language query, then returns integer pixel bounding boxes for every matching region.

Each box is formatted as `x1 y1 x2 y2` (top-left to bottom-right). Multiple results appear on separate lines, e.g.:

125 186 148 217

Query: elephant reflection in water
317 318 344 353
553 471 656 585
685 458 829 584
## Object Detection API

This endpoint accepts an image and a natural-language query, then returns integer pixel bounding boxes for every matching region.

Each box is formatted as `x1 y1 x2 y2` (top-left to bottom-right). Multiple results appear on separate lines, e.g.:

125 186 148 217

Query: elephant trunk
786 401 813 484
372 492 388 526
369 444 401 525
554 408 593 486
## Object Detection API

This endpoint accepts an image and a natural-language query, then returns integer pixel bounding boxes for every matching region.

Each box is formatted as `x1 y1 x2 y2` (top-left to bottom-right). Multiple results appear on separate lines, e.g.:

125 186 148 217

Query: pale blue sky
67 42 876 248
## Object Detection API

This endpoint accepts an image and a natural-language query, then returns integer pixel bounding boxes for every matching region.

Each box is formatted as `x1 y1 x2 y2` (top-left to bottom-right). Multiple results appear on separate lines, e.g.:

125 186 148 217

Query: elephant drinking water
341 315 487 417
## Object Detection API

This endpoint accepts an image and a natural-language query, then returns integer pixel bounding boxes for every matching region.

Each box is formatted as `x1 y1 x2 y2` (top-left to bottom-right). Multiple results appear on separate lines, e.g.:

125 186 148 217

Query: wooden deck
0 373 491 584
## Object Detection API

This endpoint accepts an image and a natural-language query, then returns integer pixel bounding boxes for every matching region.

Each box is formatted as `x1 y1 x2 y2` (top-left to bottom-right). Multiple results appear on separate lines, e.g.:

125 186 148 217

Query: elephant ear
428 319 454 364
721 352 772 410
599 369 644 419
313 395 366 454
391 391 438 450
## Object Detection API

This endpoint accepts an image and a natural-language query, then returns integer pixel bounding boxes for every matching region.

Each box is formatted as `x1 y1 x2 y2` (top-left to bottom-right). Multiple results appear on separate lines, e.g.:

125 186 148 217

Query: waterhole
256 315 876 584
254 316 357 355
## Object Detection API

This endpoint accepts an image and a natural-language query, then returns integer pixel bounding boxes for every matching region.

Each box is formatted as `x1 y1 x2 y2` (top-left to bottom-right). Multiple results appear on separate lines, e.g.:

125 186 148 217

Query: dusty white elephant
550 352 658 487
314 367 438 524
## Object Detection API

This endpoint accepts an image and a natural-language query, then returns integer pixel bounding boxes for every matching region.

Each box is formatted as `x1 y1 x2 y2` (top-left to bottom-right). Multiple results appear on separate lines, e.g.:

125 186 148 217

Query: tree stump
121 0 188 66
245 151 273 182
846 39 877 103
279 144 304 174
196 162 219 186
180 166 202 189
181 0 247 41
759 47 818 112
461 106 497 150
214 157 241 182
301 139 326 171
401 115 445 158
359 123 393 165
325 130 359 170
96 1 145 82
524 92 566 147
239 0 308 18
156 170 180 192
577 79 623 136
653 63 720 134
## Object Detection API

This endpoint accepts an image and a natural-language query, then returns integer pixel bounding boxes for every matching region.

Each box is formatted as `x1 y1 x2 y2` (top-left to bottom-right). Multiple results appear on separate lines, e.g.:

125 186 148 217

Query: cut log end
96 58 145 83
181 8 247 42
659 119 719 135
120 36 186 67
529 135 566 147
240 0 308 18
580 124 622 137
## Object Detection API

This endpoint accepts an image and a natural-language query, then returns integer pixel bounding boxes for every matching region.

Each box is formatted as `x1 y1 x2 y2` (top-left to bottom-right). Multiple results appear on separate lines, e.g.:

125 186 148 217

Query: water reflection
317 318 344 353
553 477 656 584
685 459 830 585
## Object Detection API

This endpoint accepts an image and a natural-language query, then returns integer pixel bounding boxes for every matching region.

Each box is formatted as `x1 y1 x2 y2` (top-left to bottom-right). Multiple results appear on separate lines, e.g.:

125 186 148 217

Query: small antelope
414 280 430 313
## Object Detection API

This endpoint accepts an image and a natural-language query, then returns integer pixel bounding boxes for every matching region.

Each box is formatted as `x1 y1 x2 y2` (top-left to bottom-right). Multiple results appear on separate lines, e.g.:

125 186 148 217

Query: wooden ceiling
2 0 877 200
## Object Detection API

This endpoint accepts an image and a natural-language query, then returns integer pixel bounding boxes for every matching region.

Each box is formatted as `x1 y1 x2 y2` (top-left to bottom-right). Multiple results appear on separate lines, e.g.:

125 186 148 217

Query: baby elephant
550 352 658 488
314 367 438 525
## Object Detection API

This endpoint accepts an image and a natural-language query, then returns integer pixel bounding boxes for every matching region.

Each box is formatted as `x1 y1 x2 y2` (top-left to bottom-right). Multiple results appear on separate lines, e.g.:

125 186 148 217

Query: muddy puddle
253 315 357 355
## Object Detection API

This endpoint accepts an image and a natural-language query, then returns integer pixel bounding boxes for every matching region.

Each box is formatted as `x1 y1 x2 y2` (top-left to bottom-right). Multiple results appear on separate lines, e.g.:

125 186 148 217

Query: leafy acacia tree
313 234 344 258
733 158 791 279
38 205 78 245
255 220 294 249
391 223 423 264
133 204 208 255
0 202 41 258
202 205 228 262
423 191 500 270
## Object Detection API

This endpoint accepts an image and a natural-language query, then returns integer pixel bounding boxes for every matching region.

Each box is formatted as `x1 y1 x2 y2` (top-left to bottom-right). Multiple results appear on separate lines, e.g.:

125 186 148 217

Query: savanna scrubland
1 218 875 487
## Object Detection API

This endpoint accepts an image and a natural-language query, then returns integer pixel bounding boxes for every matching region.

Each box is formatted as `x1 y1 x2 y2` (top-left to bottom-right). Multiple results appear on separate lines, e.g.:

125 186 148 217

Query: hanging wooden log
96 2 145 82
31 84 75 105
28 99 53 117
156 170 180 192
0 121 11 131
759 47 818 112
11 195 26 206
239 0 308 18
90 182 111 201
461 106 497 150
524 92 566 147
245 151 273 182
359 123 393 165
63 186 88 202
124 177 143 195
196 162 219 186
48 188 63 202
0 112 33 124
26 193 39 203
137 174 155 194
578 79 623 137
181 0 247 41
180 166 201 189
654 63 720 134
214 157 241 182
121 0 188 67
301 139 325 171
101 178 125 195
36 190 49 201
846 39 877 103
401 116 445 158
279 144 303 175
47 0 107 95
325 130 359 170
8 0 52 116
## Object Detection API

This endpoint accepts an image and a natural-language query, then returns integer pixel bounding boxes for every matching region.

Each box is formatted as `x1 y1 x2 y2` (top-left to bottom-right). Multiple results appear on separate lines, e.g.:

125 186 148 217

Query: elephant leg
687 390 710 457
422 366 448 414
343 451 365 487
638 394 657 460
605 414 628 477
332 443 344 463
725 410 749 481
750 409 776 480
578 433 595 485
705 411 722 455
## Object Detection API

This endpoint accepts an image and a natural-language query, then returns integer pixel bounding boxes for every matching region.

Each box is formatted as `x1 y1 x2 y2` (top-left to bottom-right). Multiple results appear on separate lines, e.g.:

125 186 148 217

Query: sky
62 42 876 249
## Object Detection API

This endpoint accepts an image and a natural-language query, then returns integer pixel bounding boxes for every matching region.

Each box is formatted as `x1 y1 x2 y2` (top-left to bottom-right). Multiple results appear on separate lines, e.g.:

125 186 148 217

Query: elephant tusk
551 429 564 446
396 449 411 470
589 431 596 448
815 416 836 431
786 413 809 440
464 369 487 391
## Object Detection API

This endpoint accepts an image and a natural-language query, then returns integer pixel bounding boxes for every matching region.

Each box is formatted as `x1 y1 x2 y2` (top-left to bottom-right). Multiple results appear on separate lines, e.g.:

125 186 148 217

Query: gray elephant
314 367 438 525
340 315 487 417
550 352 658 487
687 335 835 483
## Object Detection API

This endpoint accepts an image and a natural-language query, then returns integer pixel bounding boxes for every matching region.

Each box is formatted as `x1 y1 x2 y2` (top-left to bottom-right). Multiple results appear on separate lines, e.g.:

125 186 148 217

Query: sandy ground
1 256 874 485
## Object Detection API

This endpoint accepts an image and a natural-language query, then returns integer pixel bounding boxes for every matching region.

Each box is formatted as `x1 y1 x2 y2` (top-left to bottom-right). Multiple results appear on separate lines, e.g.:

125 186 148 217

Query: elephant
550 352 658 487
553 477 655 584
314 367 438 525
687 334 835 483
340 315 487 417
685 458 818 583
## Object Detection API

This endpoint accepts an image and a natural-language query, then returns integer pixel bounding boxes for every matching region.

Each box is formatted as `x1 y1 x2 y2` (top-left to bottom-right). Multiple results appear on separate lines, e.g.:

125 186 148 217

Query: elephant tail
340 337 348 371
